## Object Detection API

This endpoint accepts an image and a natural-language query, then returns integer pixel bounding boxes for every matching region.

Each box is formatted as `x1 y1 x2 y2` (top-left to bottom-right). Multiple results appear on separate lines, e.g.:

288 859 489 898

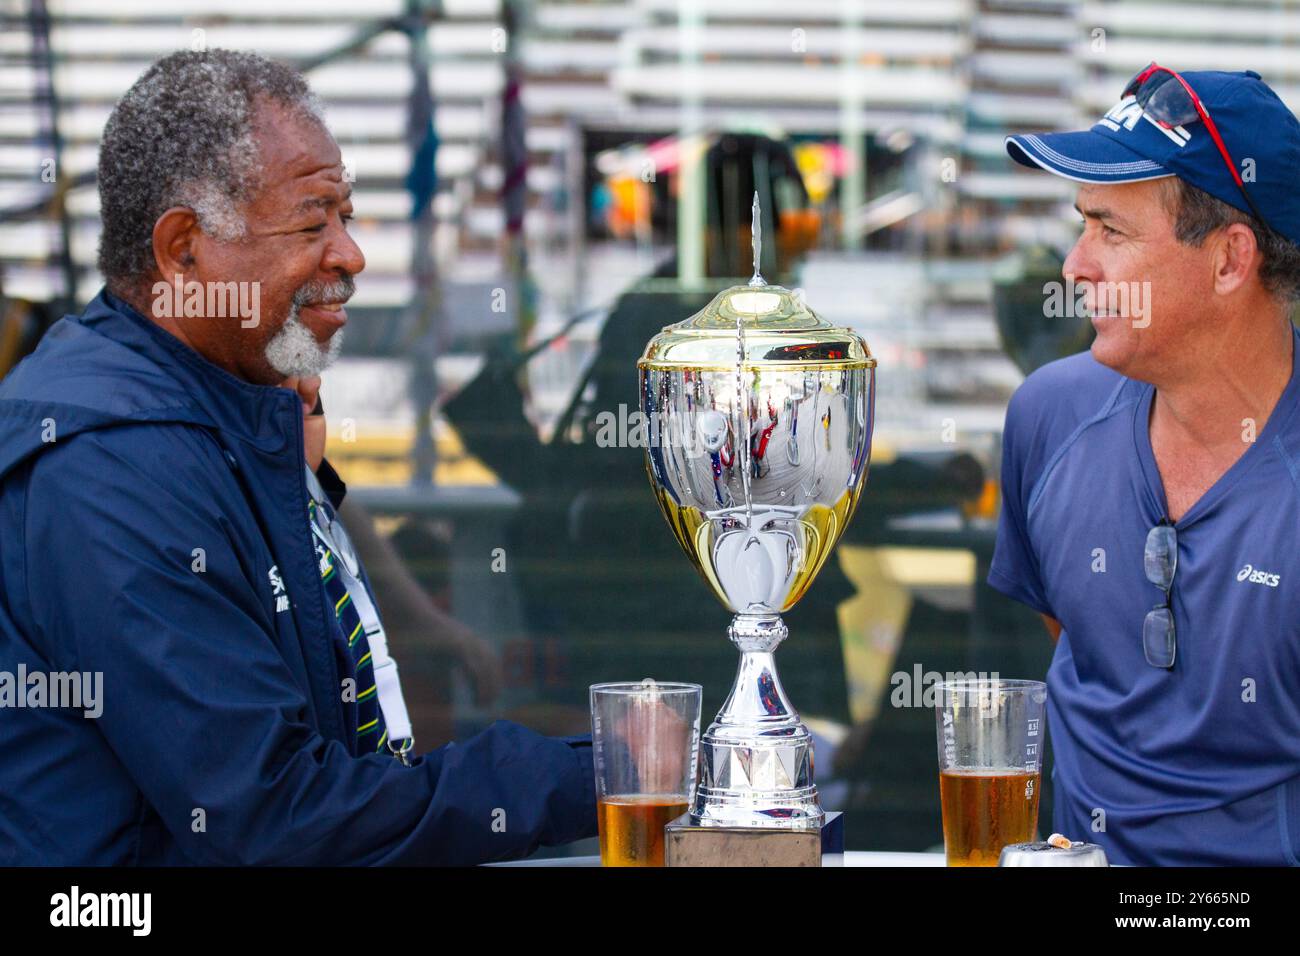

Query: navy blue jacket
0 289 596 865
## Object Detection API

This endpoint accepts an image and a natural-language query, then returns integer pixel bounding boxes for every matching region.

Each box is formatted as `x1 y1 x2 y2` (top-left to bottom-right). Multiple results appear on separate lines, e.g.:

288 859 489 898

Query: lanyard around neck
305 466 414 760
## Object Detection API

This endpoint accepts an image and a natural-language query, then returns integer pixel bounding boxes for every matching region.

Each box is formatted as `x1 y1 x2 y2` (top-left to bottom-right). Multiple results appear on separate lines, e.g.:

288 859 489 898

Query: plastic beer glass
590 680 701 867
935 678 1047 866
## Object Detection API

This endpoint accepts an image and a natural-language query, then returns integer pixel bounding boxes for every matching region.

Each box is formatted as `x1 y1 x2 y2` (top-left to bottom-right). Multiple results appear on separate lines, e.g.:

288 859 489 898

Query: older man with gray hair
0 49 596 865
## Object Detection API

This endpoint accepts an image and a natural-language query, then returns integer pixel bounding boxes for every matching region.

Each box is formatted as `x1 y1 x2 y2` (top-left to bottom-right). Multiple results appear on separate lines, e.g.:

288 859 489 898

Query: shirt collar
91 287 303 450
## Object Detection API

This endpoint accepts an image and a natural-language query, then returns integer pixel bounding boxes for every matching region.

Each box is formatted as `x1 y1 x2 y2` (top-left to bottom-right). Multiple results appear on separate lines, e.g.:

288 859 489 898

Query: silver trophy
638 194 876 833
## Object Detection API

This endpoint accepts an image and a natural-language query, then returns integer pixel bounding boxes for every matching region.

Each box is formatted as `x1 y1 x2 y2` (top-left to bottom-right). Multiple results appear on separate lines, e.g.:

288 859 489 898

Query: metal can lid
998 840 1110 867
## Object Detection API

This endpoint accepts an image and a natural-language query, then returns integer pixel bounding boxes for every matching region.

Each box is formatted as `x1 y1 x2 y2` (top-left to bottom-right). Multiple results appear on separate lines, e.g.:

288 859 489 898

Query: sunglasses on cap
1123 63 1269 233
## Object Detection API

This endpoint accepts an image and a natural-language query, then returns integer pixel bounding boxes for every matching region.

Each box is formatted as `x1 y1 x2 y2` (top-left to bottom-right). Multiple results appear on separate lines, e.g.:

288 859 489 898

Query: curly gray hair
96 49 324 288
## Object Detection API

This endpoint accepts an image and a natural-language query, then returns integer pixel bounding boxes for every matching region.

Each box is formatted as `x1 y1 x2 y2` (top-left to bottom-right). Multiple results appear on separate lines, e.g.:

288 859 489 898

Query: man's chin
264 326 343 379
1089 327 1141 376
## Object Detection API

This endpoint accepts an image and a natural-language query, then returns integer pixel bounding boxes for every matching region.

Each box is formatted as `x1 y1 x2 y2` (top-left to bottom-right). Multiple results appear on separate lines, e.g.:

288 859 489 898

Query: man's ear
1213 221 1260 296
151 207 202 284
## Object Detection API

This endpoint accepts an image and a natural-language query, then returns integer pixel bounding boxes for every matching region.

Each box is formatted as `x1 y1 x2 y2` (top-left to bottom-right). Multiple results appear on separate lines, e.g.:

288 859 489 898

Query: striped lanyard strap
304 466 415 765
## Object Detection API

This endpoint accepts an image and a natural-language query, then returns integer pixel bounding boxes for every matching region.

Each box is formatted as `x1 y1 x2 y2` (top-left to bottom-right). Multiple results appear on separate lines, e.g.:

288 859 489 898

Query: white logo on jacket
268 564 290 612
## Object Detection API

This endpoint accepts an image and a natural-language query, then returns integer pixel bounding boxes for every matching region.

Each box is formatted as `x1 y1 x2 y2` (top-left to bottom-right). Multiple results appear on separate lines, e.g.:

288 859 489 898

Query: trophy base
691 781 824 829
664 811 843 867
692 614 825 828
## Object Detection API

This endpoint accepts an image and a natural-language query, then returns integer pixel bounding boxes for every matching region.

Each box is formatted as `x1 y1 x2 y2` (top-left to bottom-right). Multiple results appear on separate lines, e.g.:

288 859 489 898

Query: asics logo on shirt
1236 564 1280 587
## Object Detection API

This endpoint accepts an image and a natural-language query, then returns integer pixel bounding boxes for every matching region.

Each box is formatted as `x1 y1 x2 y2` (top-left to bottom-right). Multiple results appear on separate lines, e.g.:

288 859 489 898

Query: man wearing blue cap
992 65 1300 865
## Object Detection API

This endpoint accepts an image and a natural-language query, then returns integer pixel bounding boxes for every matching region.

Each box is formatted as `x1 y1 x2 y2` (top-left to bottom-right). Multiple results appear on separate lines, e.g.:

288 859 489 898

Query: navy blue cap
1006 69 1300 246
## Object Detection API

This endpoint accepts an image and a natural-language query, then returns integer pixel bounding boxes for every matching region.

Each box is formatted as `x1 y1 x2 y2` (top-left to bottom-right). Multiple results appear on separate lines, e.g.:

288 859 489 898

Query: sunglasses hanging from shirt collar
1143 517 1177 669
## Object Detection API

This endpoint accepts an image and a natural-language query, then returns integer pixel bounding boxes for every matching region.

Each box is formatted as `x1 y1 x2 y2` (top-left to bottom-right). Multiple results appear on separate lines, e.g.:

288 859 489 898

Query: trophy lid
638 283 875 371
638 192 874 371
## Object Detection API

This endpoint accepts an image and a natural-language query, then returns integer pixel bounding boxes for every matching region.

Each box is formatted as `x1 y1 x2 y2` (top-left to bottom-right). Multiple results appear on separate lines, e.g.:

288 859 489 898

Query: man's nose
323 226 366 277
1062 233 1098 286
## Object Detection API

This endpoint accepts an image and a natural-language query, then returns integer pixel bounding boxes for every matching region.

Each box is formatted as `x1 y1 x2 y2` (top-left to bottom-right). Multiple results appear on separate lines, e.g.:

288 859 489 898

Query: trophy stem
692 613 824 829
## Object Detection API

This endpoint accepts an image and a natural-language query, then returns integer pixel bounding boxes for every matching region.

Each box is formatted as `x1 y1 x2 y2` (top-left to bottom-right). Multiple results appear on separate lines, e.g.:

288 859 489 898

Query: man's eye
1080 217 1120 238
302 215 353 233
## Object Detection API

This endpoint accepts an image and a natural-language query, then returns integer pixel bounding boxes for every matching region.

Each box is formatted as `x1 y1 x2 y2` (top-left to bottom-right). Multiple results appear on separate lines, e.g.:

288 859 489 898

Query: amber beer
939 768 1041 866
597 794 689 867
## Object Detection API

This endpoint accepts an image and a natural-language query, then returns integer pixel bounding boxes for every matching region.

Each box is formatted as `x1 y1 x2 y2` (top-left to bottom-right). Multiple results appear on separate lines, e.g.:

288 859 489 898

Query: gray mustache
292 273 355 307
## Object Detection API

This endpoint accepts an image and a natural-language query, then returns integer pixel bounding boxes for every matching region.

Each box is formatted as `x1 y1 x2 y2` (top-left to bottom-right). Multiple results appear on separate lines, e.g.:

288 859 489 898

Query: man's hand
613 696 694 795
436 612 505 706
283 376 325 471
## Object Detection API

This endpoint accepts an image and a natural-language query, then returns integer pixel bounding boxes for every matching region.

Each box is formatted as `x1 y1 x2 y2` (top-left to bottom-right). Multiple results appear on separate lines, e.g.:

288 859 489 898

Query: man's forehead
1073 179 1166 220
249 101 345 193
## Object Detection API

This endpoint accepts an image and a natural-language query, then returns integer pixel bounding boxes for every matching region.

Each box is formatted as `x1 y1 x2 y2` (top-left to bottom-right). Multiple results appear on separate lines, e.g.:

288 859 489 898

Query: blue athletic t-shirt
989 325 1300 866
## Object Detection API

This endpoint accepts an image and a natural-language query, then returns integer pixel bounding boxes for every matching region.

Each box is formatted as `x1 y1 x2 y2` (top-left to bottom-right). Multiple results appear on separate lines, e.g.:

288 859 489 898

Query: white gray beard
263 306 344 378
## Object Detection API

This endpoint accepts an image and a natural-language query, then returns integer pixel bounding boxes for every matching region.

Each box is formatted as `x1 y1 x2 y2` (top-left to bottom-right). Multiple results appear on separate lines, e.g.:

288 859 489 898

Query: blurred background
4 0 1292 856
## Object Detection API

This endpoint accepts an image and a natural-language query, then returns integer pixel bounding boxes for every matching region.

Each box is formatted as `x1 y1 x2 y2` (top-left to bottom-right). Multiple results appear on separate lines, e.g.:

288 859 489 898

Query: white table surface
488 851 946 867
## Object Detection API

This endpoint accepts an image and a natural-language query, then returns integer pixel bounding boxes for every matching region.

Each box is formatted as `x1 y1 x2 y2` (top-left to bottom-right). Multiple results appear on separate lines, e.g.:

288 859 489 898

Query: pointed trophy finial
749 190 766 287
